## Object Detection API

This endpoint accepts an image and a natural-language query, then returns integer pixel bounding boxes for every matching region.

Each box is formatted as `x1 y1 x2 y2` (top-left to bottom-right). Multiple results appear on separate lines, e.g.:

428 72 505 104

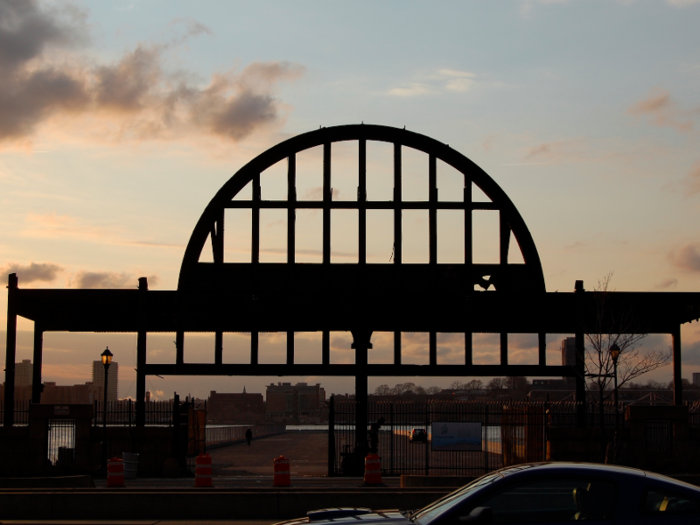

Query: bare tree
426 386 441 395
374 384 391 396
465 379 484 390
392 382 417 395
585 272 671 408
487 377 508 392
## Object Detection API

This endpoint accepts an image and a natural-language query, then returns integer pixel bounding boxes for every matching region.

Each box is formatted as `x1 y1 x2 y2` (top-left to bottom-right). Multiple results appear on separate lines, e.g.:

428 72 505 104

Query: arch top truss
178 124 545 295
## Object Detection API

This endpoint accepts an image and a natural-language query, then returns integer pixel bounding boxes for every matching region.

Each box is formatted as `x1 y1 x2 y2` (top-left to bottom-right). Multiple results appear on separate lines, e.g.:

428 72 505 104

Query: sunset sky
1 0 700 400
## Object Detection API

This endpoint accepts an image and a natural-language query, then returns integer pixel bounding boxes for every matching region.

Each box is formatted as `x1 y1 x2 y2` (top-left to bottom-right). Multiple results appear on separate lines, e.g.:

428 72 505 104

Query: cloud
70 270 159 289
21 212 184 249
387 69 479 97
668 243 700 272
654 278 678 290
522 137 590 163
0 0 304 145
386 83 433 98
683 160 700 196
520 0 569 18
627 88 697 134
438 69 476 93
2 261 63 283
682 339 700 366
482 134 498 153
665 0 700 7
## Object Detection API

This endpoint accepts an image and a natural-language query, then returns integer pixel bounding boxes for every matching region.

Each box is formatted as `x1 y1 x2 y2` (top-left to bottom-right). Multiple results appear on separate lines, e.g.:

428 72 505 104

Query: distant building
92 361 118 402
561 337 577 385
561 338 576 367
207 388 265 424
266 382 327 424
15 360 33 387
693 373 700 387
41 381 99 404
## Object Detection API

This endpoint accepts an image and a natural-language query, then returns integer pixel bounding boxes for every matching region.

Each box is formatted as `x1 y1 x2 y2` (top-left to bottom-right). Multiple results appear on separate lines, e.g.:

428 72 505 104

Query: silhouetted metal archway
4 124 699 434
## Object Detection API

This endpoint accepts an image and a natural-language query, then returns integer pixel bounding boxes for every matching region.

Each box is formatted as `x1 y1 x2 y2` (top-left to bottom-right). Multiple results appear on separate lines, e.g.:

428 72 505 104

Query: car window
643 487 700 515
412 472 502 525
475 477 616 524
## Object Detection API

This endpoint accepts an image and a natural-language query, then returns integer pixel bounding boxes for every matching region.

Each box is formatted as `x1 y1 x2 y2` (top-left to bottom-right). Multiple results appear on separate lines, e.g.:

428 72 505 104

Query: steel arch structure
5 124 699 434
172 123 550 441
179 124 545 292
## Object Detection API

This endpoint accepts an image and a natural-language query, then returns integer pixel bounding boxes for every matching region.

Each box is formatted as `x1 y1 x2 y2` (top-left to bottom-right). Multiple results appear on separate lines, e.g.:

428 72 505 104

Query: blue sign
431 421 482 451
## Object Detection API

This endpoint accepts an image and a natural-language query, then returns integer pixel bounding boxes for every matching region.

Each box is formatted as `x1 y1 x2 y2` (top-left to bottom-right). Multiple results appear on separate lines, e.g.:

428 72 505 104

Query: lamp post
101 347 113 474
610 343 620 430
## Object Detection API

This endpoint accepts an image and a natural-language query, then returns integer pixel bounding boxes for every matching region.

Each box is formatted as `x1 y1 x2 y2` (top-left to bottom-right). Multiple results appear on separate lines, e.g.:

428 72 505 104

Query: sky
1 0 700 401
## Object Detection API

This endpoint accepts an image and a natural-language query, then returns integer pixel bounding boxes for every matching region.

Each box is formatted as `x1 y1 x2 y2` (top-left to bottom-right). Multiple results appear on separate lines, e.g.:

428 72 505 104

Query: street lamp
101 347 113 474
609 343 620 429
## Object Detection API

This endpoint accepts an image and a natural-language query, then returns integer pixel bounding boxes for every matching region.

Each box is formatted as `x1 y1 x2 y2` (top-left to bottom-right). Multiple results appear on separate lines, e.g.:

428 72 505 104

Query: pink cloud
668 243 700 272
627 88 696 133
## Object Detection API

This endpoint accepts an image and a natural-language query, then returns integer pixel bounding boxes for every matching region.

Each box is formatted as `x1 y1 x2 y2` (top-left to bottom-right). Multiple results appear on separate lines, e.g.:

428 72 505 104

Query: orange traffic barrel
107 457 125 487
273 455 291 486
195 453 213 487
363 453 382 485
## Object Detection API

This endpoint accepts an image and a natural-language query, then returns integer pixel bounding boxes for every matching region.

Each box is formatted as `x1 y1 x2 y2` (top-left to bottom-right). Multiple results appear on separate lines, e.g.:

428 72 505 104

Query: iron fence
206 424 286 449
330 398 627 477
688 401 700 428
0 400 30 425
92 399 175 426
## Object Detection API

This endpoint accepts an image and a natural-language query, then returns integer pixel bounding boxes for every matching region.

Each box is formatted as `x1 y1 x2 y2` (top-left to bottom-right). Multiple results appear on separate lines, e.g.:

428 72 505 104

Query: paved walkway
91 432 400 488
209 432 328 477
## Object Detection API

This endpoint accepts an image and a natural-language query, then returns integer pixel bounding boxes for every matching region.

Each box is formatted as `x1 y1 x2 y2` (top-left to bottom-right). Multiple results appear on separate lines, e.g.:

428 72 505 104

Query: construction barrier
363 453 382 485
107 457 125 487
194 453 213 487
273 455 291 486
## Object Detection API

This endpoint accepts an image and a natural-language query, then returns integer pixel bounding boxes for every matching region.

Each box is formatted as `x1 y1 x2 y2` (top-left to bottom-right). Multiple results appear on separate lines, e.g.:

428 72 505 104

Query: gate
47 419 76 468
329 398 570 476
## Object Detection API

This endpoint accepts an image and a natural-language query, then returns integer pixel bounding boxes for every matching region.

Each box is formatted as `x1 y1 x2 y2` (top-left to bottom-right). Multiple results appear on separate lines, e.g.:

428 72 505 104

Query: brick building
40 381 100 404
207 388 265 424
265 382 327 424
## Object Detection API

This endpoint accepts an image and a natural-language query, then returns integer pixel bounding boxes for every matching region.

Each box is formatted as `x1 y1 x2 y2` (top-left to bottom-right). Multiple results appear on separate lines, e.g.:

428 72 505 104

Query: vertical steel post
428 154 437 265
136 277 148 427
4 273 18 427
358 139 367 265
323 143 331 265
322 331 330 365
352 330 371 453
672 326 682 405
31 322 44 403
575 280 586 427
328 396 335 476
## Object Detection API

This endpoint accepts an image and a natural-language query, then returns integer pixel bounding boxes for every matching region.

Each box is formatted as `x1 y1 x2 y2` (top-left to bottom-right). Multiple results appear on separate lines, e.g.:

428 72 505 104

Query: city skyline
1 1 699 398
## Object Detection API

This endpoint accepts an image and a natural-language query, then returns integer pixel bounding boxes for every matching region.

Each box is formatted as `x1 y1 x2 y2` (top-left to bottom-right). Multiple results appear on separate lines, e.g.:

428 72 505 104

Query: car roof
497 462 647 479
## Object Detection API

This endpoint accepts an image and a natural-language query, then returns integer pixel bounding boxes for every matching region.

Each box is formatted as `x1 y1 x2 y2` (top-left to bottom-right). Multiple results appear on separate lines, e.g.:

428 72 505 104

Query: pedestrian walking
246 427 253 446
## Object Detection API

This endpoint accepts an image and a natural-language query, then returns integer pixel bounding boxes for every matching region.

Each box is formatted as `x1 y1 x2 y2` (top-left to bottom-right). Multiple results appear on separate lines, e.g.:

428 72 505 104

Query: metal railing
92 399 175 426
0 399 30 425
329 399 628 476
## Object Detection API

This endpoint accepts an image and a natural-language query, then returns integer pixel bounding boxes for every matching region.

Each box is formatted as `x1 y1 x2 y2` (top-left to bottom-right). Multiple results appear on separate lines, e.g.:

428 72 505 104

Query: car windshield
411 472 502 524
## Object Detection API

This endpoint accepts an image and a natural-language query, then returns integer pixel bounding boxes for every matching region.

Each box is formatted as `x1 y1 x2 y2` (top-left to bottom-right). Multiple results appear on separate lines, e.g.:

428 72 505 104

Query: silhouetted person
245 427 252 446
368 416 385 454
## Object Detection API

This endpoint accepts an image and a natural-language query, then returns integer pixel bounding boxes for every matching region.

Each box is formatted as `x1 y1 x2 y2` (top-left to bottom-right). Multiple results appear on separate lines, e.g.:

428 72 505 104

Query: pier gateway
5 125 700 456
